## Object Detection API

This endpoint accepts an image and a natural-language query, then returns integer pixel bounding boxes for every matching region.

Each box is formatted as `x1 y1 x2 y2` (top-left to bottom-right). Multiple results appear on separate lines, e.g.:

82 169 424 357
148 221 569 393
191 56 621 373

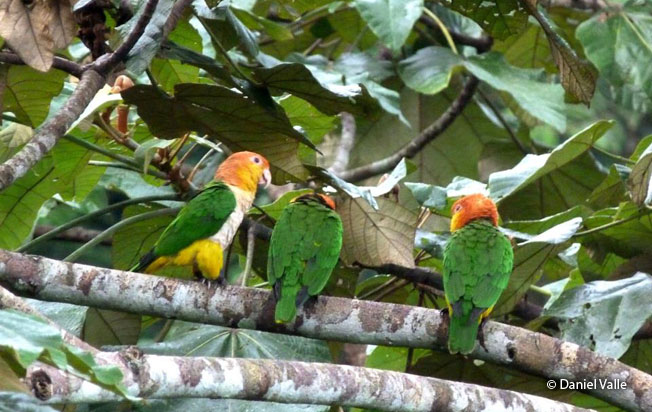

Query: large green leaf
629 140 652 206
464 52 566 132
122 84 312 183
398 46 463 95
83 309 141 347
150 20 202 91
0 124 33 163
23 299 87 338
354 0 423 52
398 49 567 131
494 211 584 316
0 140 95 250
576 6 652 112
494 23 555 72
118 0 175 75
445 0 528 40
195 2 259 58
350 87 515 186
544 273 652 358
339 196 417 268
589 164 630 210
581 202 652 257
0 310 64 368
278 96 336 144
2 66 66 127
254 62 371 116
488 120 613 202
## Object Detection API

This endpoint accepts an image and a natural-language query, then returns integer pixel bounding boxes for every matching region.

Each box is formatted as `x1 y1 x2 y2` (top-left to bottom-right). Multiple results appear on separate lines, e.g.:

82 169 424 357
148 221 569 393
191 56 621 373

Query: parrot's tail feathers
448 314 479 355
295 286 310 307
274 284 300 324
131 249 156 273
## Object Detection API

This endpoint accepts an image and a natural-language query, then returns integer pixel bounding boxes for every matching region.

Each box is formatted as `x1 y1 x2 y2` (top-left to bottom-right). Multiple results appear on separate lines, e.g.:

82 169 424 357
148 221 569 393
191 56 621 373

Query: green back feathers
268 196 343 323
443 219 513 354
154 182 237 257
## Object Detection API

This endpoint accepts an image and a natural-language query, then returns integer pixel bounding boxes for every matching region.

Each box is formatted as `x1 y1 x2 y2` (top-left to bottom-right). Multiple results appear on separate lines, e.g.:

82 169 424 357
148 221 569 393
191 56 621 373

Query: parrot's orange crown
449 193 498 232
292 193 337 210
215 151 271 193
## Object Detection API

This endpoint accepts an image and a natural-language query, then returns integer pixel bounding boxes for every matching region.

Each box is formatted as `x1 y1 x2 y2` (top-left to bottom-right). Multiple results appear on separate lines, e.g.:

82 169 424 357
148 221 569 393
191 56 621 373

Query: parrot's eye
454 204 463 213
252 156 261 164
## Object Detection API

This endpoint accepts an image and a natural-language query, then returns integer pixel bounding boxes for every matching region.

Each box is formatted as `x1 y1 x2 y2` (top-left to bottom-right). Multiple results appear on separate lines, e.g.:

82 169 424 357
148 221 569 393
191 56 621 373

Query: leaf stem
64 208 179 262
18 194 178 253
422 7 458 55
573 209 652 237
591 145 635 165
528 284 552 297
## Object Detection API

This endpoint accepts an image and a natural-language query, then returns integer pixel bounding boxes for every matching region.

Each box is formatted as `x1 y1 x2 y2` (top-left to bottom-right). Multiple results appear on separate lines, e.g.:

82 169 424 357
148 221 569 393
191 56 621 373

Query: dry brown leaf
0 0 76 72
339 196 417 268
49 0 75 49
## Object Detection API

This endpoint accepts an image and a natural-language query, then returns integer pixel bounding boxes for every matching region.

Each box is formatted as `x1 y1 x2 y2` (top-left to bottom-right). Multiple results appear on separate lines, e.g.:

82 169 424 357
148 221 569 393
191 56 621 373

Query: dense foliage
1 0 651 410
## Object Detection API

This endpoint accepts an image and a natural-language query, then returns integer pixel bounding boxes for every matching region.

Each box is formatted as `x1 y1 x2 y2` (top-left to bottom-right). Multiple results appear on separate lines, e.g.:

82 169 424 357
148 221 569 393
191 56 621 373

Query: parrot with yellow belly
131 151 271 283
443 194 513 355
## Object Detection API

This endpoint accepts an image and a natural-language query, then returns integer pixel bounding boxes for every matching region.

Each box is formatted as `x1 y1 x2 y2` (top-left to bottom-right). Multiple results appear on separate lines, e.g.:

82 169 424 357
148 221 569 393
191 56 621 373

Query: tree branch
33 225 108 245
540 0 609 10
338 76 479 182
418 17 493 53
26 352 589 412
0 52 84 78
329 112 356 175
0 250 649 411
0 69 105 192
92 0 160 74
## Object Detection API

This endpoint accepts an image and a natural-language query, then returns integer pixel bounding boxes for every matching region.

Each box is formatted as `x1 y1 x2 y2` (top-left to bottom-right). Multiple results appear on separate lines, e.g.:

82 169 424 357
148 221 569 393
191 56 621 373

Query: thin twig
338 76 479 182
64 208 179 262
422 7 458 54
18 194 178 252
477 89 529 155
329 112 356 175
241 224 257 286
187 148 214 183
0 52 84 78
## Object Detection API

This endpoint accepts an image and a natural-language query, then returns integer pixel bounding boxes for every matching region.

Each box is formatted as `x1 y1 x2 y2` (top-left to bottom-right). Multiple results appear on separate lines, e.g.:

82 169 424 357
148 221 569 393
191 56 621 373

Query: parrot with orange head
132 151 271 283
443 194 513 354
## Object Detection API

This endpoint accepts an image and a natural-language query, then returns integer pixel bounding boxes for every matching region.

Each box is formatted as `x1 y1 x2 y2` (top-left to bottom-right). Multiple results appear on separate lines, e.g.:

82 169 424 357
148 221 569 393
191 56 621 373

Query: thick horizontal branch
27 351 589 412
338 76 479 182
0 250 650 411
0 52 84 78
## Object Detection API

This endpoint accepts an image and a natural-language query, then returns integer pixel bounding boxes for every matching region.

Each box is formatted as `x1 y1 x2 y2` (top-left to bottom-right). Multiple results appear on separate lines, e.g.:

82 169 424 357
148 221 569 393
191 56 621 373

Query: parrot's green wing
268 198 342 323
443 220 513 354
154 182 236 257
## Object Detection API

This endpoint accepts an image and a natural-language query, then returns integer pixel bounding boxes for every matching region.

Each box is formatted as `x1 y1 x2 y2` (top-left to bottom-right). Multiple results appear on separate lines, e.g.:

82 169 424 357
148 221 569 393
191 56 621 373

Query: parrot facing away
132 151 271 283
443 193 514 355
268 193 343 323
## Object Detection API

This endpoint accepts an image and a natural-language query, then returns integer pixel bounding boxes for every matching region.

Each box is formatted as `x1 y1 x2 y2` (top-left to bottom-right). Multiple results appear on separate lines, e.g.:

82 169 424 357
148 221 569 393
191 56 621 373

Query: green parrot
443 193 514 355
131 151 271 282
268 193 343 323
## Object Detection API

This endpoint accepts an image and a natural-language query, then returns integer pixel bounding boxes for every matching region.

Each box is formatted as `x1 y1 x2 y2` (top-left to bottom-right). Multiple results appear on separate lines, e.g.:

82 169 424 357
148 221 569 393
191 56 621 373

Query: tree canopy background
0 0 652 411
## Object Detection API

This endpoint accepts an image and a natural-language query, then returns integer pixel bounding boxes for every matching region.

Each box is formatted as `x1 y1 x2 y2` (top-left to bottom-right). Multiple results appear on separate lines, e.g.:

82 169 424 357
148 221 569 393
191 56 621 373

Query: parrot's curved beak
259 168 272 188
